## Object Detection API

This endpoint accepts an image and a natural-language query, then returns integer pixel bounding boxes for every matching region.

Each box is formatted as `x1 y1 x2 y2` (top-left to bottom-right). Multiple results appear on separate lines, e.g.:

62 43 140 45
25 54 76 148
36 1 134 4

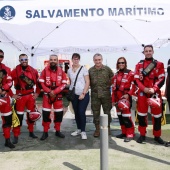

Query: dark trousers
168 100 170 112
71 92 89 131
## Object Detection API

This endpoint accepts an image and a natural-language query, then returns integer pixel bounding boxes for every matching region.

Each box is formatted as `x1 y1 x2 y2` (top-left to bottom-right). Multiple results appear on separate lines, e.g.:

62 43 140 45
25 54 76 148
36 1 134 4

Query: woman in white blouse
67 53 90 139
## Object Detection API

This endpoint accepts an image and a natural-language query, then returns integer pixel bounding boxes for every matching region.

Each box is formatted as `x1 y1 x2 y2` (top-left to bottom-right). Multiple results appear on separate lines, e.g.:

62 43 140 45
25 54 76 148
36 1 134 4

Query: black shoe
13 136 18 144
40 132 48 140
165 141 170 147
124 137 133 142
116 134 126 139
55 131 65 138
154 137 164 145
137 135 145 143
29 132 38 138
5 139 15 148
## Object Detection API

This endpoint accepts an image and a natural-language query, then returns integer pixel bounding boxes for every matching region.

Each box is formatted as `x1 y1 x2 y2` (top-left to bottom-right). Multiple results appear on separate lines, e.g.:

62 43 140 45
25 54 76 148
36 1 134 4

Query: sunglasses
20 58 28 62
0 55 4 58
118 62 125 64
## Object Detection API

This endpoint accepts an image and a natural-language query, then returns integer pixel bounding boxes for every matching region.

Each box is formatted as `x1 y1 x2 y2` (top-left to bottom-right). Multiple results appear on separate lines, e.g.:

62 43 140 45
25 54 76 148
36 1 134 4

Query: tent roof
0 0 170 56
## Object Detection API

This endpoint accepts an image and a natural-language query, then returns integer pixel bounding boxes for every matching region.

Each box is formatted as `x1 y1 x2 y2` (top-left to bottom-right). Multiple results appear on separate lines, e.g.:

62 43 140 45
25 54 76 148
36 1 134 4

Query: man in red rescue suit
112 57 135 142
134 45 165 144
11 54 40 144
0 49 15 148
39 54 67 140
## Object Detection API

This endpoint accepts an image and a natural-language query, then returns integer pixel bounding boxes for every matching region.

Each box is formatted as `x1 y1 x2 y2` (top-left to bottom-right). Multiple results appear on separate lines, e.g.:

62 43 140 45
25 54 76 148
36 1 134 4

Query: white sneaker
71 129 81 136
81 132 87 140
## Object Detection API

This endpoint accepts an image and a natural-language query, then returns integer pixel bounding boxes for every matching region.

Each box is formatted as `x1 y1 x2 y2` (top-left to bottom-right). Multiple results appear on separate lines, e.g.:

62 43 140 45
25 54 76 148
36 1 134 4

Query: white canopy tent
0 0 170 67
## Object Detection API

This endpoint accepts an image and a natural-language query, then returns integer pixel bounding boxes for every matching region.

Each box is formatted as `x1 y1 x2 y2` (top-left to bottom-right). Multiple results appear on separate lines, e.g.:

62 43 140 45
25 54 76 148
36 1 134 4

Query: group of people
0 44 169 149
68 45 169 146
0 51 68 148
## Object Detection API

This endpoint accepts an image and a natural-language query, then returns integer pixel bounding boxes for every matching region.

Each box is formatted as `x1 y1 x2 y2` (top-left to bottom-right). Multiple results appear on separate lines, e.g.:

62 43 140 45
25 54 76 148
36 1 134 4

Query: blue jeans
71 92 89 131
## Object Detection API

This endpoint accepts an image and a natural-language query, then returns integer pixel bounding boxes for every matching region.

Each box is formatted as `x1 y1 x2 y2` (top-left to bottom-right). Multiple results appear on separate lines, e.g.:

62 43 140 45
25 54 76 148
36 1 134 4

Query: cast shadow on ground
109 134 170 166
0 117 170 167
63 162 83 170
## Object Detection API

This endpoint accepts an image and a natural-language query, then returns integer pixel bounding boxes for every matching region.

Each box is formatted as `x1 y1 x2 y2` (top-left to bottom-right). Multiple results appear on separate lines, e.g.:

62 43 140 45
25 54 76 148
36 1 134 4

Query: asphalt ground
0 100 170 170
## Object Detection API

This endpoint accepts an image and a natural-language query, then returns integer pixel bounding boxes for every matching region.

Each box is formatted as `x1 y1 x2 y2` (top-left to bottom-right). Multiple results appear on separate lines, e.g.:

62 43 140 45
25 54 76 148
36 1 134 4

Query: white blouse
67 66 89 95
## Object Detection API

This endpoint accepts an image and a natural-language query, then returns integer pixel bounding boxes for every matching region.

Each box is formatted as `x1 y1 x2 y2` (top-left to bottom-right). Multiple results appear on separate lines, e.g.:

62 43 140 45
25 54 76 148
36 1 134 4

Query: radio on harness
142 59 157 76
19 73 34 89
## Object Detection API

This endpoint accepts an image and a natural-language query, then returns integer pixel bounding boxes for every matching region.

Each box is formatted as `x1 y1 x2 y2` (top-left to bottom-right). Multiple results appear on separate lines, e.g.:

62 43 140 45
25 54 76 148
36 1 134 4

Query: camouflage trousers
91 93 112 125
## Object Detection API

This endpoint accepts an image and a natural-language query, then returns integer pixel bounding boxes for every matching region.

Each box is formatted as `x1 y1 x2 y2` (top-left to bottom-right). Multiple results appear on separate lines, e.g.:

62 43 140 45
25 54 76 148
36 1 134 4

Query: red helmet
117 99 130 111
147 97 161 108
29 112 41 121
0 98 7 103
0 98 7 105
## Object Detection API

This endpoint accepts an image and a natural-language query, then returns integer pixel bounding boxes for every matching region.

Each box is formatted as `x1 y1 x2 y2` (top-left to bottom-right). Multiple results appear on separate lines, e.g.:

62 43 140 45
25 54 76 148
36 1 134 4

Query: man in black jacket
165 59 170 147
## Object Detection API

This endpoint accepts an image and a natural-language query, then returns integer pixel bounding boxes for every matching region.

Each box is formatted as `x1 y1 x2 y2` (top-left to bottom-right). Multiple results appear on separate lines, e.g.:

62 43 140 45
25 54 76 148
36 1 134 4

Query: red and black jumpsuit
11 65 40 137
112 69 135 138
39 66 67 132
0 63 13 140
134 59 165 137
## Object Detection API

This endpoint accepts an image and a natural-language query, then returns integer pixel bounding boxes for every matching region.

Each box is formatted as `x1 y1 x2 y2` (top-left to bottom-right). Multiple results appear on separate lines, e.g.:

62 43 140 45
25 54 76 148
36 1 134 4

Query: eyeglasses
118 62 125 64
0 55 4 58
20 58 28 62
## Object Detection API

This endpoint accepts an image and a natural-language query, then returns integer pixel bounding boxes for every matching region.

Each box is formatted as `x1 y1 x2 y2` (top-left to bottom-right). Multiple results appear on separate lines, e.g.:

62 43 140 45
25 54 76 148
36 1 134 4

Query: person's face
144 47 154 58
93 56 103 68
118 59 126 70
72 57 80 66
19 55 28 67
49 55 58 67
0 52 4 63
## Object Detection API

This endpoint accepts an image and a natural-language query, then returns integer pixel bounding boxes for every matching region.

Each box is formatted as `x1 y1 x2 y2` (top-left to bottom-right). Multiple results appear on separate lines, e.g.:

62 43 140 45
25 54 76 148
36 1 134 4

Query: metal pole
100 114 108 170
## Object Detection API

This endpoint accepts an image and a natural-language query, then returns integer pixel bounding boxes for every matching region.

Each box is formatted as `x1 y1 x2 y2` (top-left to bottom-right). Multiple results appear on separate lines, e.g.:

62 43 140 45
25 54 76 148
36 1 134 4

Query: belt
18 91 34 96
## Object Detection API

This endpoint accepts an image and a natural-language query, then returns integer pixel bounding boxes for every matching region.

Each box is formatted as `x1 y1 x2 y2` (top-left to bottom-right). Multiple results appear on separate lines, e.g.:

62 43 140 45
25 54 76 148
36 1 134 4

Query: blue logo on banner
0 5 15 21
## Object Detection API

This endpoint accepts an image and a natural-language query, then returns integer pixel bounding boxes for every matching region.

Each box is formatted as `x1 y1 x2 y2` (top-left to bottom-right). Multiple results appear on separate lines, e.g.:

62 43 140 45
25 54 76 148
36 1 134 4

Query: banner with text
0 0 170 24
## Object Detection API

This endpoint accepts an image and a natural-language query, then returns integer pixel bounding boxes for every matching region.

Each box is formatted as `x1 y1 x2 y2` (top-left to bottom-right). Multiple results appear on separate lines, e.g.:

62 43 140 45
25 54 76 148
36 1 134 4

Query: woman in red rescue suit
0 49 15 148
11 54 40 144
39 54 67 140
134 45 165 144
112 57 135 142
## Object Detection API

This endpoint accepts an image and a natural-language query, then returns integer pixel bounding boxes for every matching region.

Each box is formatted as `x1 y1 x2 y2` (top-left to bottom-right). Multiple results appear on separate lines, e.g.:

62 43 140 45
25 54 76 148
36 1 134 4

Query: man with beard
11 54 40 144
134 45 165 144
0 49 15 148
39 55 67 140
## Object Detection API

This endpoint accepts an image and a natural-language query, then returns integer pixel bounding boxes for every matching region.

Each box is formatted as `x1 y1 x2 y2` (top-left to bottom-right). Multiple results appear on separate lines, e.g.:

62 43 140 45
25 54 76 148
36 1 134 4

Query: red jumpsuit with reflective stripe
134 59 165 137
39 66 67 132
0 63 13 139
11 65 40 137
112 69 135 137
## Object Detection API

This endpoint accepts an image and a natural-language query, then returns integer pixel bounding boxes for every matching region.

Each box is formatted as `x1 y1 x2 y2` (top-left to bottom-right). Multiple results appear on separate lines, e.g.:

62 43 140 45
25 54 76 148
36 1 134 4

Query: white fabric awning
0 0 170 56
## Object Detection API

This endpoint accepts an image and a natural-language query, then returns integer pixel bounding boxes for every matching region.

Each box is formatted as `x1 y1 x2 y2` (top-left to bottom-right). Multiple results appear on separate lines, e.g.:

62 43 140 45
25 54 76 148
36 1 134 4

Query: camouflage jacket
89 65 114 97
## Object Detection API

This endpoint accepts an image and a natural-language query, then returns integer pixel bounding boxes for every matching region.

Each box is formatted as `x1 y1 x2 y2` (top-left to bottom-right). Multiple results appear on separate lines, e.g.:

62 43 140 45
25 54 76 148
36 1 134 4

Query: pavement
0 100 170 170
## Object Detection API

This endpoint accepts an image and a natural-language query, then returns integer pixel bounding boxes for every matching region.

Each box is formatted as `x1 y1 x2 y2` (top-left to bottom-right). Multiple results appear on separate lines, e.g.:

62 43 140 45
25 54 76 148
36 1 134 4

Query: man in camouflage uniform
89 53 114 137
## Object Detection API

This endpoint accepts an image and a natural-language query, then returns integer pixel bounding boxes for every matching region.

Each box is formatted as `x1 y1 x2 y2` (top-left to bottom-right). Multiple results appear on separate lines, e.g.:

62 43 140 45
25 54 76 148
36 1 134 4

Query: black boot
55 131 65 138
124 137 133 142
116 134 126 139
137 135 145 143
165 141 170 147
154 137 164 145
13 136 18 144
40 132 48 140
29 132 38 138
5 139 15 148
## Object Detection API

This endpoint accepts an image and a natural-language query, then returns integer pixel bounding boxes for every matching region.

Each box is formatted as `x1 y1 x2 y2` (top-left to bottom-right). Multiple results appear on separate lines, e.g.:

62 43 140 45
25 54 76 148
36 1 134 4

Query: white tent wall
0 0 170 68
